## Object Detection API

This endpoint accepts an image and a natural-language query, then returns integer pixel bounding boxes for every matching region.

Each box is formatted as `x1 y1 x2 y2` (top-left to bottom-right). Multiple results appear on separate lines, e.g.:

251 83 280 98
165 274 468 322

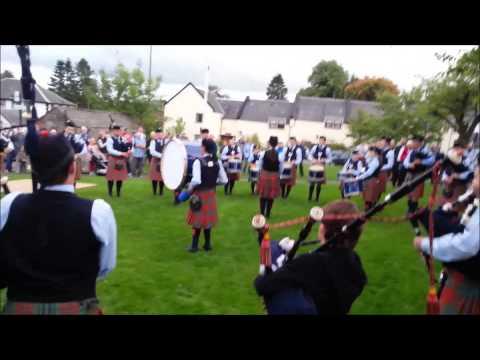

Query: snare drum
280 162 293 180
227 159 242 174
342 179 363 197
308 164 325 184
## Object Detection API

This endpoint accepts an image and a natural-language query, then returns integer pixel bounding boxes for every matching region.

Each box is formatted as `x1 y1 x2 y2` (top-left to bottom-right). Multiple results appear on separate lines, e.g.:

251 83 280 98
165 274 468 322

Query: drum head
161 139 188 190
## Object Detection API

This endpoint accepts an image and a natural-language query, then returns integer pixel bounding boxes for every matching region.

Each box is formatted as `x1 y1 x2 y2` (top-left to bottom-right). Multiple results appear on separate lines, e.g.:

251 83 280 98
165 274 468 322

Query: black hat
155 128 163 133
269 136 278 147
369 146 381 155
453 140 466 148
31 134 74 184
112 125 121 130
411 135 424 142
221 133 233 139
202 138 217 155
200 128 209 134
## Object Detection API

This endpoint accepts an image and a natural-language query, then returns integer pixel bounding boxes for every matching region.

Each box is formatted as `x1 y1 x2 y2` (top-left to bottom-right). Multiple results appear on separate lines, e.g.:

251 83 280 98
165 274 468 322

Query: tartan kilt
362 177 380 203
405 172 424 201
186 189 218 229
3 298 103 315
75 156 82 181
440 269 480 315
149 157 162 181
106 156 128 181
378 170 390 195
227 172 240 181
257 170 281 199
280 165 297 186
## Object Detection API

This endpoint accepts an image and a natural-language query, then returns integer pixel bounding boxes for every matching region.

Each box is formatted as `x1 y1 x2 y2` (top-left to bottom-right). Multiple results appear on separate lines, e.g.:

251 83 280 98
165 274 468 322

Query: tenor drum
342 179 363 197
308 164 325 183
227 159 242 174
280 163 293 180
161 139 201 190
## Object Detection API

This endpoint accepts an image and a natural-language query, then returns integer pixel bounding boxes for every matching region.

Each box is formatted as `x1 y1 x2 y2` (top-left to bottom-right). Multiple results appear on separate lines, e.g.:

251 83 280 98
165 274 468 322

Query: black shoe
203 245 212 252
187 247 199 253
414 228 421 236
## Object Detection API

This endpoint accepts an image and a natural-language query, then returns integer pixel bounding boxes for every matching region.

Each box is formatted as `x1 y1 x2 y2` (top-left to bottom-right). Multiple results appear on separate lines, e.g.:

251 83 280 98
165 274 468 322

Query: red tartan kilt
440 269 480 314
362 177 380 203
106 156 128 181
3 300 104 315
227 172 240 181
186 189 218 229
280 165 297 186
75 157 82 180
257 170 281 199
378 170 389 194
149 157 162 181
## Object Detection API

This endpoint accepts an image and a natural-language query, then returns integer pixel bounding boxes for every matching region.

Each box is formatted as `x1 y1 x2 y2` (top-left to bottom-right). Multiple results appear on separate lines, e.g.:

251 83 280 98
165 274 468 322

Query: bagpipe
252 149 466 315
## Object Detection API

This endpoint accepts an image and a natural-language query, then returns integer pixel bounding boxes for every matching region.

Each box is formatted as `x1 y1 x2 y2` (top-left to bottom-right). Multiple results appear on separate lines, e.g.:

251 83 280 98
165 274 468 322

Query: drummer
377 136 395 199
353 146 382 211
186 138 228 252
106 125 131 197
280 137 302 199
339 150 365 198
248 145 261 195
149 128 165 196
220 134 242 196
308 136 332 202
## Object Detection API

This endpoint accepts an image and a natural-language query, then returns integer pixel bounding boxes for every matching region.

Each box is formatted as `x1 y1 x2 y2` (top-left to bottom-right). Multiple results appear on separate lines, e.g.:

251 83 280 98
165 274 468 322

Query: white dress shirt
189 156 228 190
281 146 302 165
0 184 117 280
149 139 163 159
341 158 365 176
420 207 479 262
221 145 243 161
106 136 124 157
403 146 435 170
309 144 332 164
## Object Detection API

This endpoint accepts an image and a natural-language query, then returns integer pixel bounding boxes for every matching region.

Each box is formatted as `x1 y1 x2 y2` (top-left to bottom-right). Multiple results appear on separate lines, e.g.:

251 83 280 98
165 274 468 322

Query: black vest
66 135 84 154
285 146 299 161
98 137 108 154
262 149 280 172
381 148 391 169
155 139 164 153
250 153 260 164
408 146 429 173
112 136 128 153
313 145 328 160
196 156 220 190
226 145 239 156
346 158 363 172
0 190 100 302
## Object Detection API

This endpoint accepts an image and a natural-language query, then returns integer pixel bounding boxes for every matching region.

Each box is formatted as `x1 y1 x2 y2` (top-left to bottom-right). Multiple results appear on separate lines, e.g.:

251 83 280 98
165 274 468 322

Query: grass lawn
1 166 435 314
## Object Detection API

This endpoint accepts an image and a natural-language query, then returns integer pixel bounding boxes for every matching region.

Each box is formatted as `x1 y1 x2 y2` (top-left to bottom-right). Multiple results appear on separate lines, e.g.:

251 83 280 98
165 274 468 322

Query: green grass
1 166 434 314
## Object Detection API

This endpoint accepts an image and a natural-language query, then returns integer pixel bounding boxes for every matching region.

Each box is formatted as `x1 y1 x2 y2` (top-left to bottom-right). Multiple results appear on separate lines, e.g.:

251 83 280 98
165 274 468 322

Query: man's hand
413 236 424 252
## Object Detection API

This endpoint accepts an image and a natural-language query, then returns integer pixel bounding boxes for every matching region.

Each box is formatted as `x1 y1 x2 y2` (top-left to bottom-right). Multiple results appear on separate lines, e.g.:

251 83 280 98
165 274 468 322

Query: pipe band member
0 134 117 314
280 137 302 199
149 128 165 196
353 146 382 211
403 135 435 236
414 163 480 314
64 125 87 189
248 145 260 195
257 136 281 219
377 136 395 198
106 125 130 197
339 150 365 198
186 139 228 252
254 200 367 315
308 136 332 202
220 134 242 196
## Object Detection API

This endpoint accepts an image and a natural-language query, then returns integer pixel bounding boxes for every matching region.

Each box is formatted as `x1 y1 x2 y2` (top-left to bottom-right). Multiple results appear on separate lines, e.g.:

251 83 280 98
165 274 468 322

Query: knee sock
108 180 114 196
152 181 158 195
224 183 229 195
116 181 122 197
260 198 267 216
308 184 314 200
229 181 235 194
159 181 164 195
190 228 201 250
204 228 212 249
286 185 292 198
408 200 419 229
251 182 256 194
281 184 286 198
266 199 274 218
315 184 321 201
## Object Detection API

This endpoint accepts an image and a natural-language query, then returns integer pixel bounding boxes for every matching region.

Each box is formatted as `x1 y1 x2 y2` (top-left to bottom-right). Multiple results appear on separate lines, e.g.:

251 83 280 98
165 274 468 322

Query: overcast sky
1 45 476 102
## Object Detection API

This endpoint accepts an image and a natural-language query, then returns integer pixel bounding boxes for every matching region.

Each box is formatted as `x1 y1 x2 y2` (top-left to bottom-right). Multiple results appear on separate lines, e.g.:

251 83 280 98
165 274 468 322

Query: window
324 118 343 129
269 117 286 129
196 113 203 123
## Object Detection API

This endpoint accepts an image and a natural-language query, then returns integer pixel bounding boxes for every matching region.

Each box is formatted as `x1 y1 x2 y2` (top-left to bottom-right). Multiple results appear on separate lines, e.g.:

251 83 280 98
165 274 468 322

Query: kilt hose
362 176 381 204
186 189 218 229
149 157 162 181
75 156 82 181
257 170 281 199
440 269 480 315
280 165 297 187
3 298 103 315
405 172 424 202
106 156 128 181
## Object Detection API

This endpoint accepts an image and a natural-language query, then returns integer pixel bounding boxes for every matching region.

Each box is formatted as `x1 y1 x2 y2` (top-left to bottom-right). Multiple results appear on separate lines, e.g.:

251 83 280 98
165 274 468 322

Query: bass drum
161 139 202 190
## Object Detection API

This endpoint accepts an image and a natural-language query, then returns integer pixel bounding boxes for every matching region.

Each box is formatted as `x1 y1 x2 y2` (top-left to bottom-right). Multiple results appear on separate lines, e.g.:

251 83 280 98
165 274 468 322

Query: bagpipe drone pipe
251 149 465 315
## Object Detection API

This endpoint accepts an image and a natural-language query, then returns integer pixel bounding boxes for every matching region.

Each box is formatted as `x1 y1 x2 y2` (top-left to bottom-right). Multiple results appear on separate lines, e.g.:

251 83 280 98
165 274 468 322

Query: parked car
331 150 349 166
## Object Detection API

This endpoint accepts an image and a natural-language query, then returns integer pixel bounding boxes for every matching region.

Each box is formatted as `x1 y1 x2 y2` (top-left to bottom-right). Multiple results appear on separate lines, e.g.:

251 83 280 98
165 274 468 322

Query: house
163 82 382 146
40 107 139 137
1 109 24 128
1 78 75 118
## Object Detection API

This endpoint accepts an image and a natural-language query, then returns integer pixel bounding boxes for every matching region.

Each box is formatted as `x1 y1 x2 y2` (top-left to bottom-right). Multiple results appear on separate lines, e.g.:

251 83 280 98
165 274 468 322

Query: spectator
131 127 147 177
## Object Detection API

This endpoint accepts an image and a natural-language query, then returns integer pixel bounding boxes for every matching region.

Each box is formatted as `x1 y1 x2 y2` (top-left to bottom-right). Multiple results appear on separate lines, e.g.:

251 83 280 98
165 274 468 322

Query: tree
424 47 480 140
348 89 445 145
209 85 229 99
344 76 400 101
167 117 186 137
63 59 80 103
266 74 288 100
75 58 98 108
48 60 67 98
297 60 349 98
1 70 14 79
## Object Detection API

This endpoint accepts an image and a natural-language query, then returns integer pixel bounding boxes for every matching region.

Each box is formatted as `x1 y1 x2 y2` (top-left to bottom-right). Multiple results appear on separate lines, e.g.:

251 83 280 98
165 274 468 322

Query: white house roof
0 78 75 106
